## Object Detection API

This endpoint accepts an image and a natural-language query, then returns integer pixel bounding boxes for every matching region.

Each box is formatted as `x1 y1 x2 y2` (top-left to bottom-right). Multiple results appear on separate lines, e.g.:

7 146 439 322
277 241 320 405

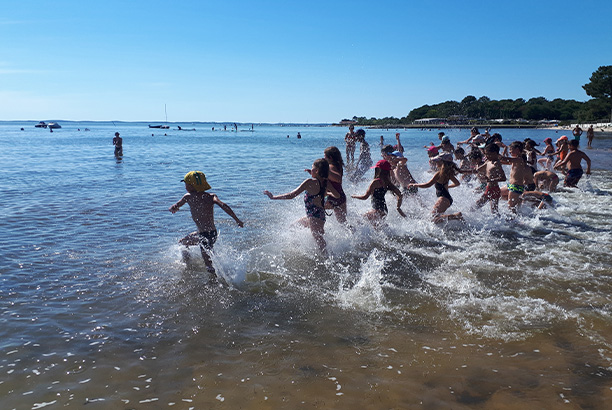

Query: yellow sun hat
181 171 211 192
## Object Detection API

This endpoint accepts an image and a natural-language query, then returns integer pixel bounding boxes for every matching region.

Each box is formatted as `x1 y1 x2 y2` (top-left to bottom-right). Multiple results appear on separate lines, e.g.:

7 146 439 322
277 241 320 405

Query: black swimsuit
371 179 389 214
434 181 453 206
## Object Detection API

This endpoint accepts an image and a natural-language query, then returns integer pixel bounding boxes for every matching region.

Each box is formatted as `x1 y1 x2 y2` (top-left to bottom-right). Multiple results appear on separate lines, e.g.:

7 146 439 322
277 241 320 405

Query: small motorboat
35 121 47 128
148 124 163 128
48 122 62 129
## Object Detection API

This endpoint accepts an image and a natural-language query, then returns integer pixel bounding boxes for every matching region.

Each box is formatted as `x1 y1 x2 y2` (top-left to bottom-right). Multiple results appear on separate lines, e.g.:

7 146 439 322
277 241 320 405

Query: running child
263 158 337 255
537 137 555 170
554 139 592 187
323 146 348 224
169 171 244 284
533 170 559 192
473 143 506 214
501 141 532 213
351 129 373 181
407 154 463 224
351 160 406 226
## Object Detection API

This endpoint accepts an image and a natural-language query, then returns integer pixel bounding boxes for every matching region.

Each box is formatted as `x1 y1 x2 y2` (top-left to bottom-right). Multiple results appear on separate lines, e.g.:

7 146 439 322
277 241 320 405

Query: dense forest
347 95 610 127
346 66 612 127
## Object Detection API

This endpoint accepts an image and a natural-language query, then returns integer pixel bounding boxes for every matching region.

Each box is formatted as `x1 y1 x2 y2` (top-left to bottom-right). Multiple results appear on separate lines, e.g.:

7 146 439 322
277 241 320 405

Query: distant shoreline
335 123 612 136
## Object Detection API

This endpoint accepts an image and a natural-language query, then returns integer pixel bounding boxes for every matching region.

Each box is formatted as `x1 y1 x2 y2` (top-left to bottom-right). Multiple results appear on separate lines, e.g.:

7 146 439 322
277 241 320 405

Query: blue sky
1 0 610 123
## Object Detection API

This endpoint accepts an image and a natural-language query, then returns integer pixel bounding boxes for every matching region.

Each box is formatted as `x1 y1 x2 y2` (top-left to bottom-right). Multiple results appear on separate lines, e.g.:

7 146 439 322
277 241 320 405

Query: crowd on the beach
159 124 592 285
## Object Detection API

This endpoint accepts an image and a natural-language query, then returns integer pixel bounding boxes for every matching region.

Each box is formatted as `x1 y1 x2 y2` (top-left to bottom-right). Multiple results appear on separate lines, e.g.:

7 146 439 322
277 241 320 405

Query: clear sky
1 0 610 123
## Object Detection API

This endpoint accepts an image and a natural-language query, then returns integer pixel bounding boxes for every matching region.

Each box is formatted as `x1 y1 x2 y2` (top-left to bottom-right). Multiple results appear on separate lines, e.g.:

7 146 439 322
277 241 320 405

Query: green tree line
347 66 612 126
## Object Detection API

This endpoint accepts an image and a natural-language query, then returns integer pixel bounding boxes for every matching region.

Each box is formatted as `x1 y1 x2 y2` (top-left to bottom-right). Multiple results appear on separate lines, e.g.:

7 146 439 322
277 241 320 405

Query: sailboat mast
165 104 168 123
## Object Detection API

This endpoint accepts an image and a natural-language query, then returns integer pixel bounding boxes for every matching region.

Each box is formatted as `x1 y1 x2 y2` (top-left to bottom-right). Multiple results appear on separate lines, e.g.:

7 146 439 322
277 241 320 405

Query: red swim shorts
482 184 501 201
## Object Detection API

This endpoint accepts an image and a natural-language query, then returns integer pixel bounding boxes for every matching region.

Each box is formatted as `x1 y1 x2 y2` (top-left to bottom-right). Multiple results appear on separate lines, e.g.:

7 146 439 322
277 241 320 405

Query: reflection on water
0 122 611 408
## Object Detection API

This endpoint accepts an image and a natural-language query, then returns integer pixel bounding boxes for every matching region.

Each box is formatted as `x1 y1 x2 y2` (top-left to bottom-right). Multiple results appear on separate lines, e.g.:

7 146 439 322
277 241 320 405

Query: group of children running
168 127 592 284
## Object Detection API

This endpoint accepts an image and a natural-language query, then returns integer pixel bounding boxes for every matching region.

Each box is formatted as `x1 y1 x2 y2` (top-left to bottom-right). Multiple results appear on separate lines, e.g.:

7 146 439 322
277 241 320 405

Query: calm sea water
1 121 612 409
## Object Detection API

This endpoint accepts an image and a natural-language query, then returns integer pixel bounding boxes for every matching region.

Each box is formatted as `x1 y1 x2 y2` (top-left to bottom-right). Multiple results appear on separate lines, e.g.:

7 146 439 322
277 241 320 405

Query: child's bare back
173 191 217 232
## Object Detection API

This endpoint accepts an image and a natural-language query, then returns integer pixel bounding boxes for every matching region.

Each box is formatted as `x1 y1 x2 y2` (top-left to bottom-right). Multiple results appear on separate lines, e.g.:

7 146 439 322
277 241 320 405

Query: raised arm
263 179 310 200
395 133 404 153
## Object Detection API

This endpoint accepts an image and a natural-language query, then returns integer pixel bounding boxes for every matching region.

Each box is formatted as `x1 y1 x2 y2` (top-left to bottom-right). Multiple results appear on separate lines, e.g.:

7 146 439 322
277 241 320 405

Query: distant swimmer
169 171 244 285
113 132 123 156
297 132 302 139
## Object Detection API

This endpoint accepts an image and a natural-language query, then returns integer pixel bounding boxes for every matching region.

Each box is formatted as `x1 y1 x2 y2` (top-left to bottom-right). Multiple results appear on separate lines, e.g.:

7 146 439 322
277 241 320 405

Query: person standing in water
113 132 123 157
345 124 357 166
586 125 594 148
572 124 583 143
351 129 373 181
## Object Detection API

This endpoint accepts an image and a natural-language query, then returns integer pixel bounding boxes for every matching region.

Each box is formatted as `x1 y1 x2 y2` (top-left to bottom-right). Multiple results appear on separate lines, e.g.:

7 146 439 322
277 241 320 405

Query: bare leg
508 191 521 213
333 203 348 225
432 197 451 215
433 212 464 224
308 217 327 256
490 199 499 214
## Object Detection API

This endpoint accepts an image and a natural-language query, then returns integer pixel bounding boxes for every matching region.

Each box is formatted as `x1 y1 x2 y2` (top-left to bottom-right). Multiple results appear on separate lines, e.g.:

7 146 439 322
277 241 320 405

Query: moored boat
35 121 47 128
48 122 62 129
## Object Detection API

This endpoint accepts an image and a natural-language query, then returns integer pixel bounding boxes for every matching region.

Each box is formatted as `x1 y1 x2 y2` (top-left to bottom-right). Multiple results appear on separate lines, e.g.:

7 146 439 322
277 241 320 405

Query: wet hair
485 143 500 154
510 141 527 161
324 146 344 170
439 160 459 181
313 158 329 194
485 134 501 146
313 158 329 178
355 129 366 137
469 149 483 161
374 166 393 187
569 139 580 148
455 147 465 156
381 144 395 154
471 127 479 134
510 141 525 151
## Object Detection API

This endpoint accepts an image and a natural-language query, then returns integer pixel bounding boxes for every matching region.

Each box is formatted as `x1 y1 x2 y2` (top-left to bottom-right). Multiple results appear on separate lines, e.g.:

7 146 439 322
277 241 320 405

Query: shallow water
1 122 612 409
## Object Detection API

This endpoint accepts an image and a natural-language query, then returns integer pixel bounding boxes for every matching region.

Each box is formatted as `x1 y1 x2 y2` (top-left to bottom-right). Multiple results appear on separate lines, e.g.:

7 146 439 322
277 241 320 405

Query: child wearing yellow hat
169 171 243 285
